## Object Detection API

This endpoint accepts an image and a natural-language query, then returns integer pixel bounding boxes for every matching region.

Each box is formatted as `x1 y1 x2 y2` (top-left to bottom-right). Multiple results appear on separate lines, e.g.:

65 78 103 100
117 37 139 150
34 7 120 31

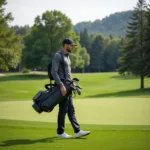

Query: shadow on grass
0 73 48 82
87 88 150 98
110 74 139 80
0 137 86 147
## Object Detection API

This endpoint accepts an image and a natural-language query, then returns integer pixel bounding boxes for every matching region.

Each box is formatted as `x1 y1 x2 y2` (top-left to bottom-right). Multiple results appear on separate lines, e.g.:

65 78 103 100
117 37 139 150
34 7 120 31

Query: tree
103 37 123 72
0 0 22 71
90 34 105 72
79 47 90 72
67 31 85 69
103 38 110 72
118 0 147 89
106 38 122 71
23 10 90 70
23 10 72 69
79 28 91 50
143 3 150 77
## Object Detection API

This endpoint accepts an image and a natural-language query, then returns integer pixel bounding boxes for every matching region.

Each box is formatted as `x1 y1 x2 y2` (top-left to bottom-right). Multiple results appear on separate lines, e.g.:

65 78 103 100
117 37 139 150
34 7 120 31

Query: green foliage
22 67 30 73
104 38 122 71
143 4 150 77
118 0 149 89
67 31 83 69
90 34 105 71
0 0 22 71
11 25 31 36
79 28 92 49
79 47 90 68
23 10 72 69
78 29 123 72
22 10 89 70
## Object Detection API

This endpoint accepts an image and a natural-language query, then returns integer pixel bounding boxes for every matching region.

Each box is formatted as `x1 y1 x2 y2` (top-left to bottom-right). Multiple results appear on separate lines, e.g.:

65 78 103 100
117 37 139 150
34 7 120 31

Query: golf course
0 72 150 150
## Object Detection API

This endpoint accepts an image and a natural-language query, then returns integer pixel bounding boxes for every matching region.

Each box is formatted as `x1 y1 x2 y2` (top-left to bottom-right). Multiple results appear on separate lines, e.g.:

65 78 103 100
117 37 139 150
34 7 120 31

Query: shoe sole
56 136 72 139
75 132 90 138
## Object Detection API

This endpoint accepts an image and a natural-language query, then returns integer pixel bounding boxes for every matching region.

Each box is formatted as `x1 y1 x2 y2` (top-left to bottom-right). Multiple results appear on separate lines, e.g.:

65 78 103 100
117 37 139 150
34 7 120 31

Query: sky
4 0 150 26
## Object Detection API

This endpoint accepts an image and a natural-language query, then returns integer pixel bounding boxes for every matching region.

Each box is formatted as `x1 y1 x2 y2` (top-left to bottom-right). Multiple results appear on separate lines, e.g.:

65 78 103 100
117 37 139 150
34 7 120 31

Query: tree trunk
82 68 85 73
18 64 22 72
140 75 144 89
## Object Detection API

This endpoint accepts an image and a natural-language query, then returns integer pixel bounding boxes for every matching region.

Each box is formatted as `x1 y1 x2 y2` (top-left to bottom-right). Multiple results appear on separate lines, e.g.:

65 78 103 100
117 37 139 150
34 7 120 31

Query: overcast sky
4 0 150 26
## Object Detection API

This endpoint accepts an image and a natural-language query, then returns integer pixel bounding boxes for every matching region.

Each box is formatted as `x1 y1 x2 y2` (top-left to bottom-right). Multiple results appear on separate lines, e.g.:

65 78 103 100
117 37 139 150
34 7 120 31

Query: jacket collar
60 50 69 56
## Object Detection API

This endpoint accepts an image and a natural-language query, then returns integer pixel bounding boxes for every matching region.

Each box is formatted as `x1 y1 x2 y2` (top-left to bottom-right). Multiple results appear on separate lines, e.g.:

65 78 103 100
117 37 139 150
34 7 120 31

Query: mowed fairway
0 72 150 150
0 98 150 125
0 72 150 101
0 119 150 150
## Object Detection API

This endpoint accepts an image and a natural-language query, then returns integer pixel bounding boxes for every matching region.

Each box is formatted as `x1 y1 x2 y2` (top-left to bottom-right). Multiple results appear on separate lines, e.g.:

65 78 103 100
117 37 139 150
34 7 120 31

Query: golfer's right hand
60 85 67 96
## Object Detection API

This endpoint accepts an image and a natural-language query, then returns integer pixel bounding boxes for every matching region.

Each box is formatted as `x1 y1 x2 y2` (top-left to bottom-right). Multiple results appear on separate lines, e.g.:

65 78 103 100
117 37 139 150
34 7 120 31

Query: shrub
22 68 30 73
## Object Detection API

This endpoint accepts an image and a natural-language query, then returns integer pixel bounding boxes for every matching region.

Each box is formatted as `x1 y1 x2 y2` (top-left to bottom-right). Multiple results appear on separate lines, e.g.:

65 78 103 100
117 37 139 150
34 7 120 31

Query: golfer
51 38 90 138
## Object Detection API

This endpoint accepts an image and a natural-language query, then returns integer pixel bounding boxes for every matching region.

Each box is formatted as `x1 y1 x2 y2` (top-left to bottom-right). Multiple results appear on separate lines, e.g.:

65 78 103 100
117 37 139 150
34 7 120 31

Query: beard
66 47 72 53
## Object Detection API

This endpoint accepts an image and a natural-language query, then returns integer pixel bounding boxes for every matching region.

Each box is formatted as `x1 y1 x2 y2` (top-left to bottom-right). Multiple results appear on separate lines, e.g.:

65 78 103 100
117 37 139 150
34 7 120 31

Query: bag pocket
33 91 49 103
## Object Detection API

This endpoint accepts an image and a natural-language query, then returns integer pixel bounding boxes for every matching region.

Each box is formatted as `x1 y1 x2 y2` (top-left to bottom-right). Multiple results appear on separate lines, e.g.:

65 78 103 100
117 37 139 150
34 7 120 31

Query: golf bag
32 79 81 114
32 51 82 114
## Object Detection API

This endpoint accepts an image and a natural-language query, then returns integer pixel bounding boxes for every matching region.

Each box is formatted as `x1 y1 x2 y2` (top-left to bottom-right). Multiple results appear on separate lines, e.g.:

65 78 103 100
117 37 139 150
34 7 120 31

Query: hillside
73 10 133 37
12 11 133 38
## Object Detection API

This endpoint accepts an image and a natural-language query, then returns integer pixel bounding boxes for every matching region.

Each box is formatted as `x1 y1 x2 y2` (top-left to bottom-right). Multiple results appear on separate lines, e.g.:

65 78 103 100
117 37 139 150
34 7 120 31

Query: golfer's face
66 44 73 53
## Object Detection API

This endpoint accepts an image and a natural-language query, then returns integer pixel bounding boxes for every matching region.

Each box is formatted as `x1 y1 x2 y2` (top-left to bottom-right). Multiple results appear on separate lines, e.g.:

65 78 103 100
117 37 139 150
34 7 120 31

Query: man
51 38 90 138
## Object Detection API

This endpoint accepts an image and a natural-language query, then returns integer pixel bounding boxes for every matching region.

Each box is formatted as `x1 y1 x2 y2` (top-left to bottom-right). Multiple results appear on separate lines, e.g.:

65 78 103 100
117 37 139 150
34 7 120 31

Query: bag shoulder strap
45 51 66 90
58 51 66 80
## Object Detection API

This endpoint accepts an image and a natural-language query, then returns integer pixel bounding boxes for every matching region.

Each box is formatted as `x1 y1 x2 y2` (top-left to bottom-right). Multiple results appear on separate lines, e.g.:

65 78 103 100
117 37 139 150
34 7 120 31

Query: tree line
0 0 150 88
78 28 123 72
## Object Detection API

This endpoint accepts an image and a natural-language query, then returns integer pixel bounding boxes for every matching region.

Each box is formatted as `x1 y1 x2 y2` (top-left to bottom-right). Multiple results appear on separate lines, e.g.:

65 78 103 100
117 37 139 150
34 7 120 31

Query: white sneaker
56 132 72 138
75 130 90 138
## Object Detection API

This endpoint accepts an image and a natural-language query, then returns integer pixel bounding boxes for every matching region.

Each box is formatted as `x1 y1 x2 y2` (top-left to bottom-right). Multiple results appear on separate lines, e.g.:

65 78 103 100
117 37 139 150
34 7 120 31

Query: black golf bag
32 51 82 114
32 79 81 114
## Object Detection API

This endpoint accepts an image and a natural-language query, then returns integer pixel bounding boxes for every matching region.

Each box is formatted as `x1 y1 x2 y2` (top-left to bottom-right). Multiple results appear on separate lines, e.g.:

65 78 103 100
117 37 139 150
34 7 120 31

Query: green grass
0 72 150 150
0 119 150 150
0 72 150 101
0 98 150 125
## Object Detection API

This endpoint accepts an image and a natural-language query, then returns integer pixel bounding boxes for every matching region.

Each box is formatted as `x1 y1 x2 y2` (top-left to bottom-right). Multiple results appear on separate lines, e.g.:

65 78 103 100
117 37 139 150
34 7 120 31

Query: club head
76 87 81 95
72 78 79 82
76 85 82 89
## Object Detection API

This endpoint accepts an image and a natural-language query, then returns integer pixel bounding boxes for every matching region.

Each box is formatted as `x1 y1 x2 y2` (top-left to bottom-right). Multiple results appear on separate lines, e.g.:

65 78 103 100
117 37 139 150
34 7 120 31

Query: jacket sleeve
51 53 64 87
